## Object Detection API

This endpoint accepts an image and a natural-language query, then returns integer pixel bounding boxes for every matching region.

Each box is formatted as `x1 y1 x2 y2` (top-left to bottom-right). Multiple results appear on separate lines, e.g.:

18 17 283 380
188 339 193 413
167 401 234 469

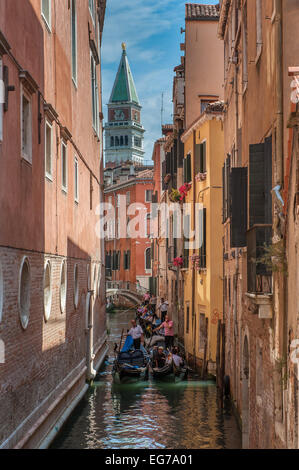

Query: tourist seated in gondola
155 346 166 368
128 319 144 350
171 347 184 368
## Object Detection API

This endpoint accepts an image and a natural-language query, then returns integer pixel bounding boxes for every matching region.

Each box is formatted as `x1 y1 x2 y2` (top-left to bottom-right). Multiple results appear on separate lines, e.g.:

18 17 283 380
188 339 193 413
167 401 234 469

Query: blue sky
101 0 219 163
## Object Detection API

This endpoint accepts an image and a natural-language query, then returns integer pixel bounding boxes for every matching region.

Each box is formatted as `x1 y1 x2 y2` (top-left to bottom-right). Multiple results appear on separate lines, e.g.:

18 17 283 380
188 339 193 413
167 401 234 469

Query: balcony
246 224 273 319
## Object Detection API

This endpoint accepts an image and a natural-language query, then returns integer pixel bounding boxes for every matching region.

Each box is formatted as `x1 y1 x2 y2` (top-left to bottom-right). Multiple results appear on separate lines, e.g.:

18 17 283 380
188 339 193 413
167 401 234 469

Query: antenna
161 92 164 130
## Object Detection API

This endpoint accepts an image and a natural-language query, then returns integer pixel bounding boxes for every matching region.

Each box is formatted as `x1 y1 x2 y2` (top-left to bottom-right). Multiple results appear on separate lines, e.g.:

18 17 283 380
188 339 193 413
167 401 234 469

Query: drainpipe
273 0 287 436
275 0 283 187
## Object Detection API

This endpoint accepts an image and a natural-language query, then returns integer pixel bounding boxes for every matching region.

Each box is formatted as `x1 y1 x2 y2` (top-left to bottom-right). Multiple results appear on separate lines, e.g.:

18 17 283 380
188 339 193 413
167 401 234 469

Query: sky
101 0 219 164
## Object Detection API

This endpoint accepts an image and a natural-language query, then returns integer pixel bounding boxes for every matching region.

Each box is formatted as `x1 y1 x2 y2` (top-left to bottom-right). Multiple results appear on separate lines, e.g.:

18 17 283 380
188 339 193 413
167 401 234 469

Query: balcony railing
247 224 272 294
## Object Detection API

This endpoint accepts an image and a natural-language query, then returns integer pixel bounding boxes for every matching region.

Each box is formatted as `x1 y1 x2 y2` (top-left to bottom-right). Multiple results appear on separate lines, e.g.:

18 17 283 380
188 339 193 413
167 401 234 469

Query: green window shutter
195 144 201 174
202 142 206 173
183 157 187 183
187 154 191 182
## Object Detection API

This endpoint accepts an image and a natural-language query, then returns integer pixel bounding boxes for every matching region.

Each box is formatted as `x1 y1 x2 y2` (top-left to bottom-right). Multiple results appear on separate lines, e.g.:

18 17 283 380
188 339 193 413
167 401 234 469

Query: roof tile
185 3 220 21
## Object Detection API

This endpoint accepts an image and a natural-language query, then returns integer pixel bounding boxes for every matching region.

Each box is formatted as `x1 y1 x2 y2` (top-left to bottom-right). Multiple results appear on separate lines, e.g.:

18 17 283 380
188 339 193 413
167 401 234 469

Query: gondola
151 360 188 382
112 335 150 384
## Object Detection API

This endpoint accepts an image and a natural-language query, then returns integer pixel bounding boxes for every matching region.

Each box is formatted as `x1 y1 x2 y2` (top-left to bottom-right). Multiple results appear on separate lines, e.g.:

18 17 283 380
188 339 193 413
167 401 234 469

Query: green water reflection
51 310 241 449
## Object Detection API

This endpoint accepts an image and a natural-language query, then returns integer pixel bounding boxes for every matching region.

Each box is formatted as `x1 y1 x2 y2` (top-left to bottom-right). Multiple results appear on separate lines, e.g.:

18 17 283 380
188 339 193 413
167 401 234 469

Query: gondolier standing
154 315 174 350
128 319 144 350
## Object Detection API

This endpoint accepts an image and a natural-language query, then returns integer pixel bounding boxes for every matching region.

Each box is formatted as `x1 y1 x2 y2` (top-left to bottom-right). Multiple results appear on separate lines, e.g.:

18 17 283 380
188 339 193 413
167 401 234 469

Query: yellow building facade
181 104 224 375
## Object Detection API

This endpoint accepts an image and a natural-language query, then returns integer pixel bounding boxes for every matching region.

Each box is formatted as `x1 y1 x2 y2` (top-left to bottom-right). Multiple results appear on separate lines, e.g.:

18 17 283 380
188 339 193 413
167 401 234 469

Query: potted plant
169 188 181 203
173 256 184 268
178 183 192 201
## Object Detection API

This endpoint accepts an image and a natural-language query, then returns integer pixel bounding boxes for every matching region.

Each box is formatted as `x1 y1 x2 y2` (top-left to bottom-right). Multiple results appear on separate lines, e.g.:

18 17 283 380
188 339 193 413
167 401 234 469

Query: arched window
120 136 124 146
145 248 151 271
115 136 119 146
125 136 128 146
44 261 52 321
60 260 67 313
110 136 114 147
74 264 79 308
19 257 31 329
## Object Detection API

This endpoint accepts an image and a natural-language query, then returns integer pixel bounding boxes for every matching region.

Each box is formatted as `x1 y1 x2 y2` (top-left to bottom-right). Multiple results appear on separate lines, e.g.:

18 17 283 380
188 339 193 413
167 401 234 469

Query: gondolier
128 319 144 350
154 315 174 350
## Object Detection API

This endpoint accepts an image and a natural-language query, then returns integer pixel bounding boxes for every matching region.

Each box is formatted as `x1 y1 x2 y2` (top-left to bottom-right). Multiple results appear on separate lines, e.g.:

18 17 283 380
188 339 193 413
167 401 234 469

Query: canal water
51 310 241 449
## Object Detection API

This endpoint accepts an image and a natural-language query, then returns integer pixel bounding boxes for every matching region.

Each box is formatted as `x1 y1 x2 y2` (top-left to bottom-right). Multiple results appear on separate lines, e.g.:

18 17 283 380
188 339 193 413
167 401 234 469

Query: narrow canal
51 310 241 449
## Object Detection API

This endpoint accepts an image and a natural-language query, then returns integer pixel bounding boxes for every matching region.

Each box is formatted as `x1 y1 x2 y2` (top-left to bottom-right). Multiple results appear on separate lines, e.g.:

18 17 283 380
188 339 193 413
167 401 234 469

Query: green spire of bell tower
109 43 140 105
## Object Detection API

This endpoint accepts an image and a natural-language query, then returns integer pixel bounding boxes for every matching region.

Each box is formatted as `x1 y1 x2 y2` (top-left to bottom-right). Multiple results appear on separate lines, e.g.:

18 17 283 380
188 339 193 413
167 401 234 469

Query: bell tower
104 44 145 167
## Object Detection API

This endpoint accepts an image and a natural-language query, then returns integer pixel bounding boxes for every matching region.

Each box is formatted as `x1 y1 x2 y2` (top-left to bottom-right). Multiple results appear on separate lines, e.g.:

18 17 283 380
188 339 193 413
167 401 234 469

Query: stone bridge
106 281 147 305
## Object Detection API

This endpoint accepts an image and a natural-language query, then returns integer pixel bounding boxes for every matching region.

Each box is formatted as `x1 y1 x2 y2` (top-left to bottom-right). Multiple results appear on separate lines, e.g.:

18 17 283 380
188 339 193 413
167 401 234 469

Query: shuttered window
249 137 272 227
230 168 248 247
184 154 191 183
195 142 207 174
222 156 231 223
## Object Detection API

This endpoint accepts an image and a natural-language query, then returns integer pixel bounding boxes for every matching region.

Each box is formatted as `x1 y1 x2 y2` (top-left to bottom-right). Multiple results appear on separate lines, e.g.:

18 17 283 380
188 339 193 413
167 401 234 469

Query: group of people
127 293 183 365
152 346 184 370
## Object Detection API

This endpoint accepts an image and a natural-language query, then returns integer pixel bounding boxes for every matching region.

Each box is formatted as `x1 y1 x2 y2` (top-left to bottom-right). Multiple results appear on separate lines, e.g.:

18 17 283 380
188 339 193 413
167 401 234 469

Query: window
91 53 99 134
120 136 124 146
74 264 79 308
71 0 77 84
0 260 3 323
110 136 114 147
124 251 131 270
145 190 153 203
115 136 119 146
201 100 213 114
60 261 67 313
134 136 142 148
195 141 207 174
0 58 3 142
184 153 192 183
44 261 52 321
19 257 31 330
74 156 79 203
255 0 262 62
145 247 151 271
45 120 52 179
61 141 67 192
41 0 51 31
21 89 32 163
89 0 95 23
125 136 128 146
